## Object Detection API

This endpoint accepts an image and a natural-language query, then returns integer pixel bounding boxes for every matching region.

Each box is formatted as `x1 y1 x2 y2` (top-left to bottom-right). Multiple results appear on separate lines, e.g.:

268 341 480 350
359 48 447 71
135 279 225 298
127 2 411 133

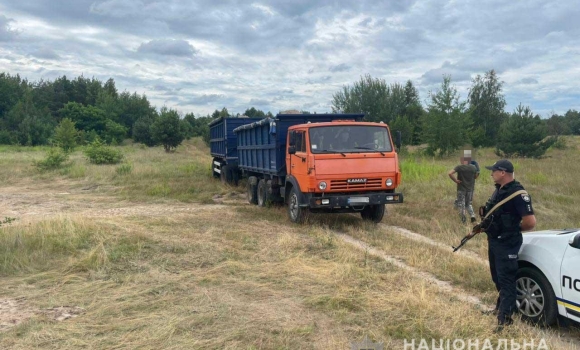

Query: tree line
0 72 268 151
2 70 578 157
332 71 580 157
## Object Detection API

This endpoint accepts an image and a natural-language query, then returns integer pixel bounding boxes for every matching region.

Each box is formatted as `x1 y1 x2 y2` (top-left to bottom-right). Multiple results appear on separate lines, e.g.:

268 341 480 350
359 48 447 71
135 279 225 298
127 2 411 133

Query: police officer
470 159 536 332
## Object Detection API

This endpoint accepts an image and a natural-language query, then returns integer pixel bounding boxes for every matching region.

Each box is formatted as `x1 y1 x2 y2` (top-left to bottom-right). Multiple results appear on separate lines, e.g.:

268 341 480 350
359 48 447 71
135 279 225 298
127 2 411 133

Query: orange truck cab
284 120 403 223
232 113 403 224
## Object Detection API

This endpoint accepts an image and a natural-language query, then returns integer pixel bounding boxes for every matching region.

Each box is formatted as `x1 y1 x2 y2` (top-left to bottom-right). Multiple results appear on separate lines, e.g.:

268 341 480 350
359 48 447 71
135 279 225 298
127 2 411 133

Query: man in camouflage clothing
448 156 479 223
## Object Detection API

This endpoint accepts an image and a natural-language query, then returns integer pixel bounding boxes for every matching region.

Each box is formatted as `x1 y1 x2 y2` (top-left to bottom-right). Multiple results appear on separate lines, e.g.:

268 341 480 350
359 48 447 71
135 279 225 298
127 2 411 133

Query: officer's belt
483 190 528 219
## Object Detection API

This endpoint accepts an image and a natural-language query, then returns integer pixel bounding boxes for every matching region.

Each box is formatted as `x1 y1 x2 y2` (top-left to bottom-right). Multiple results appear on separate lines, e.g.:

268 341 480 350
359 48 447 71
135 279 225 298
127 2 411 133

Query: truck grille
330 178 383 190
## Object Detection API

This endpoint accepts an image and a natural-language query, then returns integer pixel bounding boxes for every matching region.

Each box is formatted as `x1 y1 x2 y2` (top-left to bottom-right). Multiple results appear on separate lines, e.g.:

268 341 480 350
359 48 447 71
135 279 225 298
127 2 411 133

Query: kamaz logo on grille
347 178 367 184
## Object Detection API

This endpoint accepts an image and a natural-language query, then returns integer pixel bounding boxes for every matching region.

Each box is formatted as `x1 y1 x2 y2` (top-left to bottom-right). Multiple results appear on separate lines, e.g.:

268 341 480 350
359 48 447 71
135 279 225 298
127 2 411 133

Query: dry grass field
1 137 579 349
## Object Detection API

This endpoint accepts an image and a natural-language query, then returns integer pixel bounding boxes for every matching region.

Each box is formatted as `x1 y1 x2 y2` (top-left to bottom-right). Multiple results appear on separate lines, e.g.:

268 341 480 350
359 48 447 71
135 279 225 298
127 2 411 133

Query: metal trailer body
209 116 262 182
234 113 365 178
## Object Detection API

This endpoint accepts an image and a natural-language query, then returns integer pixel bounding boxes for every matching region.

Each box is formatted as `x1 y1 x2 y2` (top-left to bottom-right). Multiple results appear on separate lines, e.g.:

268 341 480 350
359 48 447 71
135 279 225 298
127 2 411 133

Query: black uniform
482 180 534 323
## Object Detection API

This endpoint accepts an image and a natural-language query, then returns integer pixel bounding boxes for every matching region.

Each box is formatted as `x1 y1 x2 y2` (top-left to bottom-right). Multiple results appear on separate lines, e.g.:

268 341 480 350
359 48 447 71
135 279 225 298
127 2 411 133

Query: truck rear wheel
247 179 258 205
361 204 385 223
288 187 307 224
257 179 268 207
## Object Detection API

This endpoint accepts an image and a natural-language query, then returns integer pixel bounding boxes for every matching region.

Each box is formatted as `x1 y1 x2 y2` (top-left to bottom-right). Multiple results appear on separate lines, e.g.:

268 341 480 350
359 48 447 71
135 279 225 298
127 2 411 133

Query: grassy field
0 137 579 349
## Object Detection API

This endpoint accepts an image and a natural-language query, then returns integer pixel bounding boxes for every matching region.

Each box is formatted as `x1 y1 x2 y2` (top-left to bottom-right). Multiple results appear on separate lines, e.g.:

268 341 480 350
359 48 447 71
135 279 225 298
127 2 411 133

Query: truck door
289 130 309 190
560 233 580 322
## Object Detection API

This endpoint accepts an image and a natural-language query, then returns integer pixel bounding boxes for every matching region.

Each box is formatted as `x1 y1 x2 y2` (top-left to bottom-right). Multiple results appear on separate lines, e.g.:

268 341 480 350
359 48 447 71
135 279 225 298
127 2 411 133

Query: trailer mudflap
308 192 403 208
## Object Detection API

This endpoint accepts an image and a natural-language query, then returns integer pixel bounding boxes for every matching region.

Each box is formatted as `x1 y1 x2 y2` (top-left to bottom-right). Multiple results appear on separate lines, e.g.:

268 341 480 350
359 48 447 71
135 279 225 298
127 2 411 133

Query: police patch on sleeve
521 194 531 202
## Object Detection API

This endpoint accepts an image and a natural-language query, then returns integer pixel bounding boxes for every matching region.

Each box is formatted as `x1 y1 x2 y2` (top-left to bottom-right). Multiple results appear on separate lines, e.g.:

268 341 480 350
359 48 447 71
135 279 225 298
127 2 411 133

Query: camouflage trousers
455 190 475 221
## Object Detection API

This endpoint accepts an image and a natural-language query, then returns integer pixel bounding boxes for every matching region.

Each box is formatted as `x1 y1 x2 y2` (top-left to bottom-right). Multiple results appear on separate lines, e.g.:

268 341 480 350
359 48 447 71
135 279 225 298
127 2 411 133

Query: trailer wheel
257 179 268 207
230 167 239 186
288 187 307 224
361 204 385 223
247 180 258 205
220 165 228 184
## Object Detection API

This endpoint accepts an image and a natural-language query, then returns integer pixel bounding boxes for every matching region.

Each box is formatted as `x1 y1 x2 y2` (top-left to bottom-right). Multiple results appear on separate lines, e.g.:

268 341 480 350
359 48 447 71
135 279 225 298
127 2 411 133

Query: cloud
518 77 539 85
358 17 373 27
1 0 580 116
249 98 270 106
420 61 473 85
0 15 18 41
329 63 350 72
137 39 198 57
30 47 60 60
90 0 145 18
306 76 332 84
302 102 318 109
184 94 225 105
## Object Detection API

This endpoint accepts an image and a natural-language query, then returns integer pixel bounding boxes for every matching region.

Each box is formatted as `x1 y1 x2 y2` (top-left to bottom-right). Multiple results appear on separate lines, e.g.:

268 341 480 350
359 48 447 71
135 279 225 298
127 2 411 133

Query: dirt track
0 183 228 223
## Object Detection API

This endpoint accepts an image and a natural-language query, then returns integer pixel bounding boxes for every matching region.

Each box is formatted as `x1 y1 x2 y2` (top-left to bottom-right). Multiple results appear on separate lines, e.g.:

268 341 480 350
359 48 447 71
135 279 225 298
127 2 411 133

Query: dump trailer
233 113 404 223
209 116 262 184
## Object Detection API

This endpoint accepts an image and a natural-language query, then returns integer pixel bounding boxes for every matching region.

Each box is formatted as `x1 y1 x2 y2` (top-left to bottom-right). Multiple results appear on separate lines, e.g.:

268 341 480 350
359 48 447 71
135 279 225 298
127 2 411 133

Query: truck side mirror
288 130 296 146
288 145 296 155
570 233 580 249
395 131 402 151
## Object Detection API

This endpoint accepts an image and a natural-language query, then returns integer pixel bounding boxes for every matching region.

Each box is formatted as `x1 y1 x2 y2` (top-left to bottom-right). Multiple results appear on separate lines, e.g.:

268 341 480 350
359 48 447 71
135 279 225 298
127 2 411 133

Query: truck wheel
257 179 268 207
247 180 258 205
220 165 229 184
516 267 558 326
287 187 307 224
360 204 385 223
230 167 239 186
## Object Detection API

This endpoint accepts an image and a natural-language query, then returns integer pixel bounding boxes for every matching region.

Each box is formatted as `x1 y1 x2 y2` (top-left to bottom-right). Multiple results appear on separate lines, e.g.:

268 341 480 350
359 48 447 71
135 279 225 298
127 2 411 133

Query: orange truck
225 113 403 223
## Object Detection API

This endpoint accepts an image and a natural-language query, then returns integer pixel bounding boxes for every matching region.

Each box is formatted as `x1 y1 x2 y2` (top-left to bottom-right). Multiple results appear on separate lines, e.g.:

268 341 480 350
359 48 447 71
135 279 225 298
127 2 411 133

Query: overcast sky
1 0 579 117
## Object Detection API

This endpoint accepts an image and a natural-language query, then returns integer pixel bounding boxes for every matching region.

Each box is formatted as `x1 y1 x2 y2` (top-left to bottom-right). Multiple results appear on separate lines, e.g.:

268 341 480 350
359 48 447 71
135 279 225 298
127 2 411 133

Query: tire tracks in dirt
381 224 488 266
334 232 489 309
332 226 580 349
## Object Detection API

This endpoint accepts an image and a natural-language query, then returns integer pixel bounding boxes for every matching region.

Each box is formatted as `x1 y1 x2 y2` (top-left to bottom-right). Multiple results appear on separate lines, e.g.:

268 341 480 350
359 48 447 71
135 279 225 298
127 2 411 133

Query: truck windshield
308 126 393 153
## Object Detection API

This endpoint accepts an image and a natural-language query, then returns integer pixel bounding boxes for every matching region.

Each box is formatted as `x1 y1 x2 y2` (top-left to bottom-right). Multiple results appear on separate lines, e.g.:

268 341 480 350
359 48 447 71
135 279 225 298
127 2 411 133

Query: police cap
485 159 514 173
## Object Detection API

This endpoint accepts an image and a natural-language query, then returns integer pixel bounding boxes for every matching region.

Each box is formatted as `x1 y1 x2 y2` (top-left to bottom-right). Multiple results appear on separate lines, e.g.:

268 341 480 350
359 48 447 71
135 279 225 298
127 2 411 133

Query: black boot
493 316 513 333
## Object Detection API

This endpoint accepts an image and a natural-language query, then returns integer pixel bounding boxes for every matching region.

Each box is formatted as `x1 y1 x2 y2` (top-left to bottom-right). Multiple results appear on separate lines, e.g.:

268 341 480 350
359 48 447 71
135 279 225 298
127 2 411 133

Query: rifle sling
482 190 528 220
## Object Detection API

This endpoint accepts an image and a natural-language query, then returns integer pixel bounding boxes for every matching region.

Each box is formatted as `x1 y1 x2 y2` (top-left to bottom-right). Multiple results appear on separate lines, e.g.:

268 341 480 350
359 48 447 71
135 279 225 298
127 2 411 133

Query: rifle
452 223 484 252
452 190 528 252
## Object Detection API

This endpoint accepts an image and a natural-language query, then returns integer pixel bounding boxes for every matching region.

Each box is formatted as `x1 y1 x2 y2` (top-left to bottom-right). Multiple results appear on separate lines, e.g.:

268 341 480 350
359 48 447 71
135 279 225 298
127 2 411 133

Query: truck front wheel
288 187 307 224
361 204 385 223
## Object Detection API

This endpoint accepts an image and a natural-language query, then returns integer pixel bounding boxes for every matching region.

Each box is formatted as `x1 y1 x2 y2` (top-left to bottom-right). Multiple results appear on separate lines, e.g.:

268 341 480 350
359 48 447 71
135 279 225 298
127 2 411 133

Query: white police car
517 229 580 325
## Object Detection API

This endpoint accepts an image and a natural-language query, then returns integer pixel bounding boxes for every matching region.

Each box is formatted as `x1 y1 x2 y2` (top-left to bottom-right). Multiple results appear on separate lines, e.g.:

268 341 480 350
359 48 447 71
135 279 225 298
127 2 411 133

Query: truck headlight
318 181 327 190
385 178 393 187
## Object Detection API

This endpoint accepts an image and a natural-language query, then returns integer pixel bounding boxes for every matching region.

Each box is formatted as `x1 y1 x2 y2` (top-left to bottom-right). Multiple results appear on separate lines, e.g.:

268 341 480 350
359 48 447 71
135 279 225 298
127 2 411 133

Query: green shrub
52 118 79 153
495 105 555 158
116 163 133 175
34 148 70 170
84 138 123 164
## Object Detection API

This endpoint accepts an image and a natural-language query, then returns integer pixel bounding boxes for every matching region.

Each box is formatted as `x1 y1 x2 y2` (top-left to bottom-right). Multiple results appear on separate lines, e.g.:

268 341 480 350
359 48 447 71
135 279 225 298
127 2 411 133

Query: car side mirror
288 130 296 146
395 130 402 151
288 145 296 155
569 233 580 249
